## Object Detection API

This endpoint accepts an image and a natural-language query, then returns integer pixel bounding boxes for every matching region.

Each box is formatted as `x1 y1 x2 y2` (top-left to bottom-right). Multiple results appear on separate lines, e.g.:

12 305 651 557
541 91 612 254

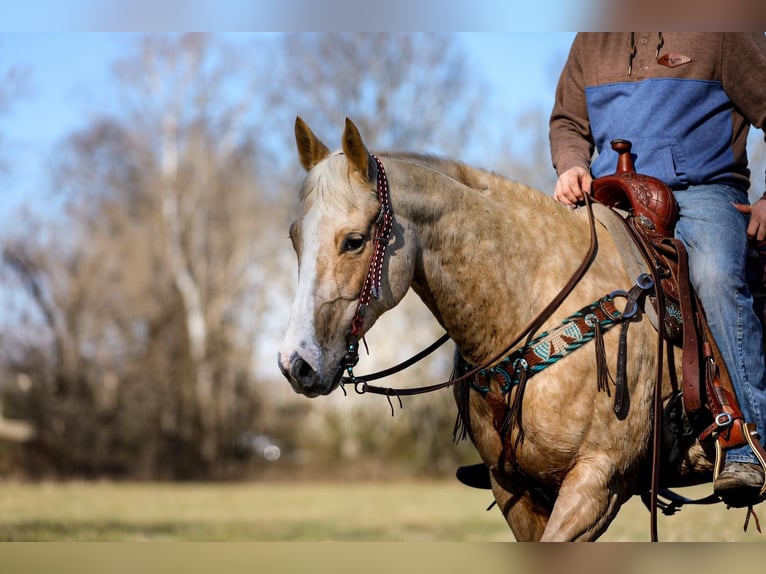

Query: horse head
278 118 413 397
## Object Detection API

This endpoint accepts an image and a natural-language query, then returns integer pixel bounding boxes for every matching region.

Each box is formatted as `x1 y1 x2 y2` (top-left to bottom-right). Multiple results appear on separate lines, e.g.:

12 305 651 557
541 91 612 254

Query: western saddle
592 139 766 508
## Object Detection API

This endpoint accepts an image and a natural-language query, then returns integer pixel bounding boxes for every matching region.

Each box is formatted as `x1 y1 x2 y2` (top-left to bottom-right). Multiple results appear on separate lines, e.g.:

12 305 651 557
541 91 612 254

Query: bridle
341 154 396 374
338 153 604 411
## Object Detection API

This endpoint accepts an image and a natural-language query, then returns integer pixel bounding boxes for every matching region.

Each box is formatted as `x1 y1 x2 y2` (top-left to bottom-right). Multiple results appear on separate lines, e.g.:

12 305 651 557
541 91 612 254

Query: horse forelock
299 152 377 215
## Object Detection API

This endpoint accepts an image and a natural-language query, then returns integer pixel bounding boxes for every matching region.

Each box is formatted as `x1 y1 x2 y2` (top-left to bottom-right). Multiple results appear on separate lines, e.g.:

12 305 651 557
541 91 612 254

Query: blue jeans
674 184 766 464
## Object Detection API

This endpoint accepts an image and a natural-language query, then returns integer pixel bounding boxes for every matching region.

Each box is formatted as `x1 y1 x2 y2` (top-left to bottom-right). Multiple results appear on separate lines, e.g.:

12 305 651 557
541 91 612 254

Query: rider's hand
554 166 593 207
734 197 766 245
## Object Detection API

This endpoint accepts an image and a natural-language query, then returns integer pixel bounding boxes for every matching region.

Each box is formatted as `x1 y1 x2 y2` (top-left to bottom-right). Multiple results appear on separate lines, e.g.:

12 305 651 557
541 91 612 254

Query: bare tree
261 33 485 162
490 105 560 194
1 35 277 477
0 56 33 445
102 34 293 467
1 33 500 478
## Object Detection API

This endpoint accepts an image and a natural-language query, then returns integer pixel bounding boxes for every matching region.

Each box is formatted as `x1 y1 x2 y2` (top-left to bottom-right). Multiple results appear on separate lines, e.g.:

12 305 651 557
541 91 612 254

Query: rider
549 32 766 505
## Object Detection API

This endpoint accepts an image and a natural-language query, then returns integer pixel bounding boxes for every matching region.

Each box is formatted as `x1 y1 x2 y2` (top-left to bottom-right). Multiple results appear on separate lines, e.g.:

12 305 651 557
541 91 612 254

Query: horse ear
295 116 330 171
342 118 374 182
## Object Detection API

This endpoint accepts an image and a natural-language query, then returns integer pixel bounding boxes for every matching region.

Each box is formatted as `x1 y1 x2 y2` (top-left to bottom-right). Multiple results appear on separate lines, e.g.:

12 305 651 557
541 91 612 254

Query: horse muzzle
278 351 340 398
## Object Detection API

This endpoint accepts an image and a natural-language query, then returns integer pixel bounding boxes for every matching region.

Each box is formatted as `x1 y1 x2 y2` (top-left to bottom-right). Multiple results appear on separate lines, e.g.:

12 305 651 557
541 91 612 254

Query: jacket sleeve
721 33 766 192
549 34 595 176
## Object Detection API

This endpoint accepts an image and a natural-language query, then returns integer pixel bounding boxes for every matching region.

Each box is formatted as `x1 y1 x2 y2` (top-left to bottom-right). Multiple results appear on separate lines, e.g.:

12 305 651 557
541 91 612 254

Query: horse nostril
288 354 315 384
297 358 313 378
279 352 322 395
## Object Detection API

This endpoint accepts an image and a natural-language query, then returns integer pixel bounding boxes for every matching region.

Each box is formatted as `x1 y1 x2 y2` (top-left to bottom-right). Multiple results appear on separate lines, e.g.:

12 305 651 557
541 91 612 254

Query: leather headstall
342 154 395 374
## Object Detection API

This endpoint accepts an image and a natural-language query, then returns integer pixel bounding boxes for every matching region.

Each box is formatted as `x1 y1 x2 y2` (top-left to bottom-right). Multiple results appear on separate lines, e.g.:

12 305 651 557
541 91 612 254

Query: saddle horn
592 139 679 238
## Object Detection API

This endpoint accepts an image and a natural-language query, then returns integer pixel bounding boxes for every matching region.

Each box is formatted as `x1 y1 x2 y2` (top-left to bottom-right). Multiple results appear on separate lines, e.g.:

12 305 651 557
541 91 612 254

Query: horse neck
385 156 592 365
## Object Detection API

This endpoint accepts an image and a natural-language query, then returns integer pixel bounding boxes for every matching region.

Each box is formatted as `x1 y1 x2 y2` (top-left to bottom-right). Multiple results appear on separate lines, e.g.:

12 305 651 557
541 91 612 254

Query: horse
278 117 716 541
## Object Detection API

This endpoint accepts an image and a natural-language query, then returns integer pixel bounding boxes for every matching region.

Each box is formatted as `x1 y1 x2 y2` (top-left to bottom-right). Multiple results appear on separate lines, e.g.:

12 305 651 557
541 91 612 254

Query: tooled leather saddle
592 139 766 495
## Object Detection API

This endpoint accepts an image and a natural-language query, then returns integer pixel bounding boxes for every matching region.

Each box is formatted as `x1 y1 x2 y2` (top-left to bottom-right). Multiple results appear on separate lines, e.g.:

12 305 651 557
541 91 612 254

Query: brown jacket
549 33 766 192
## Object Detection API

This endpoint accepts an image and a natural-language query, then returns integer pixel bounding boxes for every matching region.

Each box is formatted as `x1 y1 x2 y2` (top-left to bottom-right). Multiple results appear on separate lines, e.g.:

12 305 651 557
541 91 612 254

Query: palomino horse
278 118 715 541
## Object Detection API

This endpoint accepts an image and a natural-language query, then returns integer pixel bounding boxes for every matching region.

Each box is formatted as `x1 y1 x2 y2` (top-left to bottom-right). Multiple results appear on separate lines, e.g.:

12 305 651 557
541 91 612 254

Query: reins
340 160 602 409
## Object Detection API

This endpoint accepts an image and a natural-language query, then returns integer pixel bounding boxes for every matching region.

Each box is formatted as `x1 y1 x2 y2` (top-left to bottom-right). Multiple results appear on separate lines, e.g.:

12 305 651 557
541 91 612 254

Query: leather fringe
452 378 471 444
594 322 613 396
505 366 529 460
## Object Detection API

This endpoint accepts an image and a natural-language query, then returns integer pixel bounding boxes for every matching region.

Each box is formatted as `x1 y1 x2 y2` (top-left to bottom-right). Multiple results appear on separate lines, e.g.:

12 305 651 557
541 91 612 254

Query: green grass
602 484 763 542
0 480 762 541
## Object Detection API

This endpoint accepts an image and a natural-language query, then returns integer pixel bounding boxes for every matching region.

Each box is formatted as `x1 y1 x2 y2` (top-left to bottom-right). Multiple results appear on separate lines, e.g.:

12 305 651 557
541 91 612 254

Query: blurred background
0 32 764 488
0 32 578 484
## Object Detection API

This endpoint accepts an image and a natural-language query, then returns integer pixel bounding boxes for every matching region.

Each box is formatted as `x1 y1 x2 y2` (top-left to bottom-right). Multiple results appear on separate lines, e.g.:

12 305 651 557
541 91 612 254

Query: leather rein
339 155 603 409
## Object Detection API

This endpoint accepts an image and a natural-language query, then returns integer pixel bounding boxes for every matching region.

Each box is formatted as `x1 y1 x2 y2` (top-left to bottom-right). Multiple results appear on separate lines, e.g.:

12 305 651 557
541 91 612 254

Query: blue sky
0 33 573 148
0 33 576 226
0 2 592 32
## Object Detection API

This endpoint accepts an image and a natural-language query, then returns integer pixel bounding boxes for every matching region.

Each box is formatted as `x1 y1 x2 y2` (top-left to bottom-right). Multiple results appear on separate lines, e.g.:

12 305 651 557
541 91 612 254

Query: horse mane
380 151 508 189
300 149 564 222
379 151 556 211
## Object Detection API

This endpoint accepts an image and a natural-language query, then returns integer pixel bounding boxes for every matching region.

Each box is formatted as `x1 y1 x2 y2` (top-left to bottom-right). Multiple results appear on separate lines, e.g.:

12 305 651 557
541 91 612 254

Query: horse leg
490 472 551 541
539 462 625 542
460 389 552 540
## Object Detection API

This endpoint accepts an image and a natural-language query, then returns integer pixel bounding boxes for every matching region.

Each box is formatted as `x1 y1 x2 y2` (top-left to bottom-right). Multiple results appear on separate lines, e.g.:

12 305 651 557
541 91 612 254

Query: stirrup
712 422 766 508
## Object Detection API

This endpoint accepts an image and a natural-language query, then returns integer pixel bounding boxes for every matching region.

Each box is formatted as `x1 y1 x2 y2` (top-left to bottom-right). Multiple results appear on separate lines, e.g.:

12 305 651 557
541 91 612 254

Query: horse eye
342 234 366 253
